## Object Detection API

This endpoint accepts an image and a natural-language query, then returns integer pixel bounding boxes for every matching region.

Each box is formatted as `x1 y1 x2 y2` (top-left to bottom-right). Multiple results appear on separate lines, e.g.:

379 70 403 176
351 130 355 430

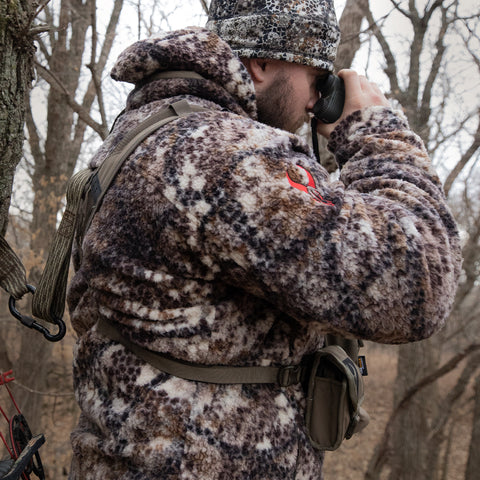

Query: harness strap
0 236 29 300
135 70 205 88
76 100 207 245
31 100 206 325
96 317 306 387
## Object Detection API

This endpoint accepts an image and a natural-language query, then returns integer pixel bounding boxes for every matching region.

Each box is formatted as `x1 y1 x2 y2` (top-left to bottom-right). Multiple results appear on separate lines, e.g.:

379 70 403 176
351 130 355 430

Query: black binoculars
313 74 345 124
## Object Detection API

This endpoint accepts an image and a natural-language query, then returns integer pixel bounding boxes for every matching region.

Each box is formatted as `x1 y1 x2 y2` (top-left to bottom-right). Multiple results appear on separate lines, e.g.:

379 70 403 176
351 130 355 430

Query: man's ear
242 58 269 83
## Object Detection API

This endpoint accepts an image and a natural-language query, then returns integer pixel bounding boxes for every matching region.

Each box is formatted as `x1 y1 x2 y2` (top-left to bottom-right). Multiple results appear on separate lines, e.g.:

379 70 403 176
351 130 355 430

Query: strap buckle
277 365 303 387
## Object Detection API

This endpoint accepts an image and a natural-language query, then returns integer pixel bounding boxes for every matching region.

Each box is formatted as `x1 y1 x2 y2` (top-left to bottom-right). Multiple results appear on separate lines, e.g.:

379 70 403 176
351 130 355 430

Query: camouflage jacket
68 27 461 480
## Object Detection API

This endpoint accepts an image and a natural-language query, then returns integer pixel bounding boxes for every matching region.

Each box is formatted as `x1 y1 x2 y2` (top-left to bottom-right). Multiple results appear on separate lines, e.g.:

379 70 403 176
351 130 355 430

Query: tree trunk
0 0 36 236
336 0 369 71
465 373 480 479
387 340 442 480
0 0 36 409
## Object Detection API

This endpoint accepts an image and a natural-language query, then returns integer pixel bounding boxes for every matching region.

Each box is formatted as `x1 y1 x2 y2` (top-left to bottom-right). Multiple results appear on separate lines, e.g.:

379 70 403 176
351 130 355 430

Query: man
68 1 461 479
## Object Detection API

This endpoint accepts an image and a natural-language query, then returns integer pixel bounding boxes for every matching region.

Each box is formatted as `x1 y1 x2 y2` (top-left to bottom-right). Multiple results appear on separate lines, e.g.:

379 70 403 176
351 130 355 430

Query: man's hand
316 69 390 139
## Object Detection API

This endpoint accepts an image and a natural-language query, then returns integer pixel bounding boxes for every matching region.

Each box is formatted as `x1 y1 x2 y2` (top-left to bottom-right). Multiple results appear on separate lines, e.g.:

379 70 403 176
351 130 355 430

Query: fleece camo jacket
67 27 462 480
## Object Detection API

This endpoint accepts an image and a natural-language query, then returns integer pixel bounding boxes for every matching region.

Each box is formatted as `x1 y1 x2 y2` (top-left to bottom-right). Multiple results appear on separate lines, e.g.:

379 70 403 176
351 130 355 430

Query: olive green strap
31 168 92 323
96 317 305 387
0 235 30 300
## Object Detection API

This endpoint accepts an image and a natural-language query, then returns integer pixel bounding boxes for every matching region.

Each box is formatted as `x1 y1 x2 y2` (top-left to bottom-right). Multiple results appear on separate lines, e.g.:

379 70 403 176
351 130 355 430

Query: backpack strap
96 317 306 387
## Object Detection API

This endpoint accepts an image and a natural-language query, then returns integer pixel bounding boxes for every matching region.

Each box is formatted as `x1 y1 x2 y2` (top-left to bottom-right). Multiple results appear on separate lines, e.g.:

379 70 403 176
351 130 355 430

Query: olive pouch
305 345 370 451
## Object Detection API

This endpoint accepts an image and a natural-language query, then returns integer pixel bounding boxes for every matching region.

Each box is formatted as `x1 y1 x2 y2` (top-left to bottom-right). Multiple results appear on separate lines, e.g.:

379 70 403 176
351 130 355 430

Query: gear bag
305 345 370 450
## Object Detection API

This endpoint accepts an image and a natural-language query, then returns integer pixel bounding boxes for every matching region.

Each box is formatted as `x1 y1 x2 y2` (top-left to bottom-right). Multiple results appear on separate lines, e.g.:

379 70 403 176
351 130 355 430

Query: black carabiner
8 285 66 342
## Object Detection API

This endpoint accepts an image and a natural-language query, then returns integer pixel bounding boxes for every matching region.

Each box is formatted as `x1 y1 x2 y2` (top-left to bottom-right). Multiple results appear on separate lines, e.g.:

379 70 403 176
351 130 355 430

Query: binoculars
313 74 345 124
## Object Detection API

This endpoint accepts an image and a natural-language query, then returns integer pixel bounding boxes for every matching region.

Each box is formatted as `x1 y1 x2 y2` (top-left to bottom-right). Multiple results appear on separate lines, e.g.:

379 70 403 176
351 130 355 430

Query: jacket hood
110 27 257 118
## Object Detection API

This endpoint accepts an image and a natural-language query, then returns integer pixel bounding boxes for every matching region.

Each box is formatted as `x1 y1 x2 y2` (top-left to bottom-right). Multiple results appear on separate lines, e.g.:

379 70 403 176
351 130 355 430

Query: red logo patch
286 166 334 206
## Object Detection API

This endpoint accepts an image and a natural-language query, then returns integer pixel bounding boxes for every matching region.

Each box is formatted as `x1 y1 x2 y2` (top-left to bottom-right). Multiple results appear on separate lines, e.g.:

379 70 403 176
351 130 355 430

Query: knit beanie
206 0 340 72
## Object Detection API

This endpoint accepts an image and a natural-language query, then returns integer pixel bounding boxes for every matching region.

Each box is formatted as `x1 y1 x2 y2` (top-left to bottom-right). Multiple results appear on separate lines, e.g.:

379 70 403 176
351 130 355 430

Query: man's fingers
339 69 389 112
338 69 361 94
315 69 390 139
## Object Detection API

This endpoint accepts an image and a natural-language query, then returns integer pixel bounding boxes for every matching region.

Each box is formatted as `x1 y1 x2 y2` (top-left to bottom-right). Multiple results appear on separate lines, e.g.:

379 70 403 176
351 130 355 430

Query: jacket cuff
327 106 411 169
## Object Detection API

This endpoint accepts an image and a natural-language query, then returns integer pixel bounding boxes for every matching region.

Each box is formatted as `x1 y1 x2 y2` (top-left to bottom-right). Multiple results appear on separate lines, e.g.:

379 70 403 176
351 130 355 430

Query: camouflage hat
206 0 340 72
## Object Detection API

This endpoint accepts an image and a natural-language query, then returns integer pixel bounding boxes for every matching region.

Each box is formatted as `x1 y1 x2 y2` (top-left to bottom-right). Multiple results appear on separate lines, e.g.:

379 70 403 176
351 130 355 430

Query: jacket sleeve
166 106 462 344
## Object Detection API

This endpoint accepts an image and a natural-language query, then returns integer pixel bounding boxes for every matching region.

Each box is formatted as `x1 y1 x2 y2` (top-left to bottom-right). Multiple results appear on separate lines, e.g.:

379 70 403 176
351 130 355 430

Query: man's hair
206 0 341 72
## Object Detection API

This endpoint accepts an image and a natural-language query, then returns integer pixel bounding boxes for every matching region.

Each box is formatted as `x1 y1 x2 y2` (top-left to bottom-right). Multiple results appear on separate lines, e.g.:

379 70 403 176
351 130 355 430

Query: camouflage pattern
67 28 461 479
206 0 340 71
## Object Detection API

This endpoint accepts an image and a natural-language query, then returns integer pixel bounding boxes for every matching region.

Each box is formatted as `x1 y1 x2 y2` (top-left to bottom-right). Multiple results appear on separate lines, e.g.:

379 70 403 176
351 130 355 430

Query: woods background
1 1 479 478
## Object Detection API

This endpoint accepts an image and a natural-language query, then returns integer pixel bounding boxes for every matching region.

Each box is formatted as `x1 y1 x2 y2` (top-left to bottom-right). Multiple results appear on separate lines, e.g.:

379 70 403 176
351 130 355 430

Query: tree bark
465 373 480 479
0 0 36 236
388 340 442 480
335 0 369 71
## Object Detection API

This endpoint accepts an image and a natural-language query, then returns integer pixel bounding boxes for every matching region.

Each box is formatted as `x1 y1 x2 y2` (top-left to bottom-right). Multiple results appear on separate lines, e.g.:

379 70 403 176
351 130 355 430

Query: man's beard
256 73 308 133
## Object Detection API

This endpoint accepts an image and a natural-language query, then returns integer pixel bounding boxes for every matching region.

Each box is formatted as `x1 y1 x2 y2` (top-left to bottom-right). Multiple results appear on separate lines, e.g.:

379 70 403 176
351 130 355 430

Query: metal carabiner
8 285 66 342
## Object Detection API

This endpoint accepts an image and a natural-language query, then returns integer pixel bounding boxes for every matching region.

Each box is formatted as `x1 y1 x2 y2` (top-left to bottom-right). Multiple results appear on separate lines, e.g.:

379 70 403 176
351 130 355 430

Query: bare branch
25 98 44 169
389 0 412 20
460 23 480 73
28 24 53 36
43 0 56 48
444 112 480 196
34 60 108 139
419 5 448 124
93 0 124 74
199 0 210 15
424 0 445 24
71 0 124 154
366 5 401 96
86 0 108 131
34 0 52 20
430 110 474 154
429 352 480 442
90 0 97 69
